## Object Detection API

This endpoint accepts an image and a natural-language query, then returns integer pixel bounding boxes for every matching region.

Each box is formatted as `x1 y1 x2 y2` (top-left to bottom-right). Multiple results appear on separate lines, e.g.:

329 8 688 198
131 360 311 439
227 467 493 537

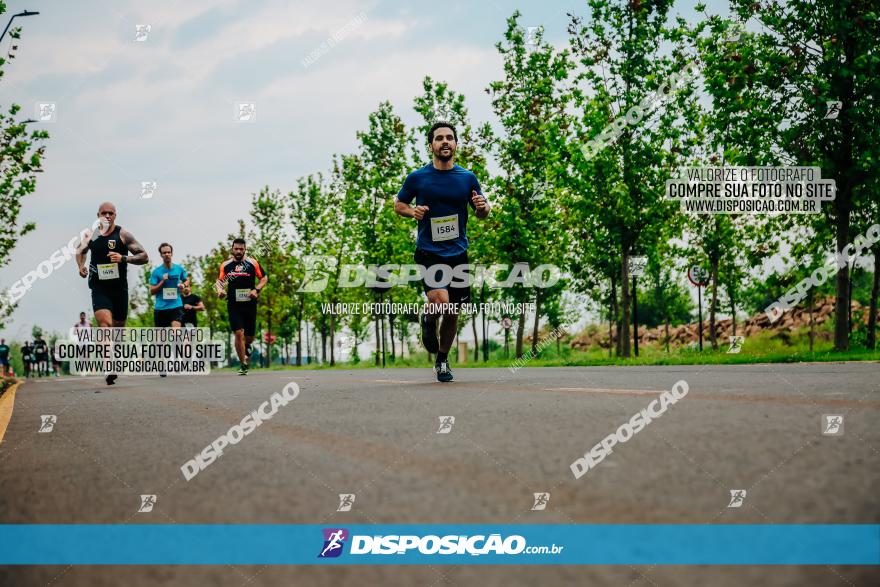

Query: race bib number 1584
430 214 459 242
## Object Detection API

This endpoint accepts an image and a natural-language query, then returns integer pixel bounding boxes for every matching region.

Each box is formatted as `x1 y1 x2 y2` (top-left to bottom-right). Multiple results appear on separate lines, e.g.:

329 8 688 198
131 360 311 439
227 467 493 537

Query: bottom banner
1 524 878 565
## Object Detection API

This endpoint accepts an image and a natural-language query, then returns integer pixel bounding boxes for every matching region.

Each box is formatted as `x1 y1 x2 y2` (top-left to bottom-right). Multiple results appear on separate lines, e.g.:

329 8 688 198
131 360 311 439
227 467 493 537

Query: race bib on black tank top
88 225 127 289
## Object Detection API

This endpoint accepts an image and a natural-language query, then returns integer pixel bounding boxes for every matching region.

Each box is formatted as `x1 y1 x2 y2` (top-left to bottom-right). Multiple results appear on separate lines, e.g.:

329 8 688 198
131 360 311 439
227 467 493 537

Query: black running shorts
228 301 257 336
154 307 184 327
414 248 471 304
91 286 129 322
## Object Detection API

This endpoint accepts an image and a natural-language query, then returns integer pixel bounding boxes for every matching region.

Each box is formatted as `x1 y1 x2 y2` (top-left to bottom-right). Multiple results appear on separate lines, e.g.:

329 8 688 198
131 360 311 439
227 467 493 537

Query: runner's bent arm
118 229 149 265
253 274 268 297
216 264 227 298
148 276 166 296
471 190 490 219
75 232 91 278
394 198 429 220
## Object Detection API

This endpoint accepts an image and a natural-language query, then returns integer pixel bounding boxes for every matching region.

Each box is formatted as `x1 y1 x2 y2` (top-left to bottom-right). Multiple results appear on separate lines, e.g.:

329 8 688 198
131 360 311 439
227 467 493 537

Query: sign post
628 256 647 357
687 266 710 351
501 316 513 359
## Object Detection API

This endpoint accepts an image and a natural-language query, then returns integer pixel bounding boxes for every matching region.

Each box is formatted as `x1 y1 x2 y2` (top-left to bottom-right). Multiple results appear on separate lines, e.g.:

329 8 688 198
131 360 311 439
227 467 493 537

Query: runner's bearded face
232 243 246 262
431 130 457 162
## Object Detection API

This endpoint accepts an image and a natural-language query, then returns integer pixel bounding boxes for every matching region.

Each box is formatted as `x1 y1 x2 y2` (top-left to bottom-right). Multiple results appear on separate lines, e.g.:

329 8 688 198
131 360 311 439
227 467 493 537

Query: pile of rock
570 296 874 351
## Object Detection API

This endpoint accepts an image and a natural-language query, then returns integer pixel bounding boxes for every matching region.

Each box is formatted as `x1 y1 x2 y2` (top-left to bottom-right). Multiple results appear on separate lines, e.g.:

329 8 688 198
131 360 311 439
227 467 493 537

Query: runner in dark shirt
216 238 268 376
76 202 149 385
21 342 33 378
0 338 10 377
33 335 49 377
180 283 205 327
394 121 490 382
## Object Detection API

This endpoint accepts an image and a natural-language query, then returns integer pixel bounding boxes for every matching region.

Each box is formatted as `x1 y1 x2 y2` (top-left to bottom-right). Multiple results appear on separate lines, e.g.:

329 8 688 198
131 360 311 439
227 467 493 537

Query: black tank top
88 225 128 289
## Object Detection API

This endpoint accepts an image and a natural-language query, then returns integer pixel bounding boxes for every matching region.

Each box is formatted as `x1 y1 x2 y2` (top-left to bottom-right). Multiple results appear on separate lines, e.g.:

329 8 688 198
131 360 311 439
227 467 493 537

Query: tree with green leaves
699 0 880 350
346 102 412 365
569 0 697 357
248 187 286 366
0 3 49 327
287 175 330 365
488 13 575 358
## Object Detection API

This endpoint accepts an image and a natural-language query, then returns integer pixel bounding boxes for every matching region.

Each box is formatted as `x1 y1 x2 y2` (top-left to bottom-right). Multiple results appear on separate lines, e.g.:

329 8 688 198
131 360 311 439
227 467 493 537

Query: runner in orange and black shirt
216 238 268 376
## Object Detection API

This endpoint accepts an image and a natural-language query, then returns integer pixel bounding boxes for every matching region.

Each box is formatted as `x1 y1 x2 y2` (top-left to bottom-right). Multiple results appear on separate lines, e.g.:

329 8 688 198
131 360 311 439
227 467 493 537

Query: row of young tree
128 1 879 364
0 2 50 328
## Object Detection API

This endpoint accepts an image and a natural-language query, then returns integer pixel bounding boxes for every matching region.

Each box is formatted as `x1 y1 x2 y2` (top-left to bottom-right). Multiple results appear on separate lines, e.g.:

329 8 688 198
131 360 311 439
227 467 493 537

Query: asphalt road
1 363 878 586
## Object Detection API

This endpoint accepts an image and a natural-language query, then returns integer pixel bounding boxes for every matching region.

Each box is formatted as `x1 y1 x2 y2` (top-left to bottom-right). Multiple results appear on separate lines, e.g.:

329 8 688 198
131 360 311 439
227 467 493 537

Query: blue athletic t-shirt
150 263 188 310
396 163 484 257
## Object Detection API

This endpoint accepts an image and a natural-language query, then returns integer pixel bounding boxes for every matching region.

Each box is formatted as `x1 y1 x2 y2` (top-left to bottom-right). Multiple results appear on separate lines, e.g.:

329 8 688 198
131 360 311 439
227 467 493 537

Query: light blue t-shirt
150 263 188 310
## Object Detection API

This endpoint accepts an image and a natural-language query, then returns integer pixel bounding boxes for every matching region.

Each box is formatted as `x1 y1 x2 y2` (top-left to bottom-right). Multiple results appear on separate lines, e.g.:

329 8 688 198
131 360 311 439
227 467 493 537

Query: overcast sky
1 0 723 339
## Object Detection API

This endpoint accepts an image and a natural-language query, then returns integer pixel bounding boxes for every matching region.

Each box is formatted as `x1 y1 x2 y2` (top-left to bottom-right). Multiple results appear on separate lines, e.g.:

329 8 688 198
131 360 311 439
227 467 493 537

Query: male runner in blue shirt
394 121 490 382
149 242 188 328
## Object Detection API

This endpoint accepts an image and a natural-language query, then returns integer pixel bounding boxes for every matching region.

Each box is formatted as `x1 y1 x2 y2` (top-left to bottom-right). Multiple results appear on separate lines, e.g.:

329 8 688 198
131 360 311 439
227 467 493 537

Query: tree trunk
832 23 855 351
867 246 879 350
296 296 304 366
609 276 617 358
320 323 327 364
472 314 479 362
388 313 396 362
531 290 542 355
267 299 272 367
515 312 525 359
379 298 386 368
329 312 335 366
664 318 670 353
373 314 380 366
847 266 855 334
709 257 719 350
808 290 815 353
619 250 631 357
729 287 737 337
481 283 489 361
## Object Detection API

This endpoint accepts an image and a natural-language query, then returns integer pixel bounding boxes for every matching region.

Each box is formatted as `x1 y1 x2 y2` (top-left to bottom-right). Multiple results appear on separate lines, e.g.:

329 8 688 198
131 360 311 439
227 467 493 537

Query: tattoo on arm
121 230 149 265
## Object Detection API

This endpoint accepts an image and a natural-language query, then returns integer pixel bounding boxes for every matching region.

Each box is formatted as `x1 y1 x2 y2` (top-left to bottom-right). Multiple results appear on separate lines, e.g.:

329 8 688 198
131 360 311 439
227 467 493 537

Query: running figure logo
318 528 349 558
38 415 57 433
236 103 256 122
138 494 157 513
432 106 453 123
724 20 745 43
727 336 745 354
824 101 842 120
437 416 455 434
822 415 844 436
727 489 746 508
337 494 355 512
525 26 542 51
141 181 157 199
531 492 550 511
37 102 57 122
134 24 151 42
